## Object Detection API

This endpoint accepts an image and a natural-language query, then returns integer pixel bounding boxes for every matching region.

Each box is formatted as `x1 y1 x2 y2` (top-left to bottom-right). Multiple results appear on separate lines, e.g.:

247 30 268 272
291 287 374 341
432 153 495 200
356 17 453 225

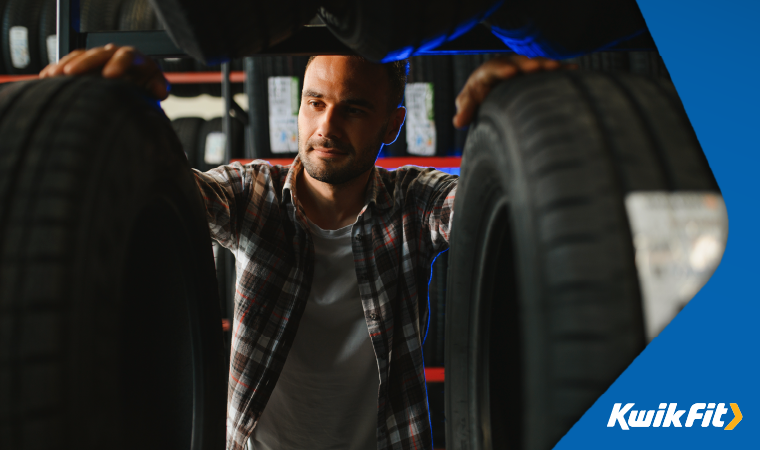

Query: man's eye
348 107 363 115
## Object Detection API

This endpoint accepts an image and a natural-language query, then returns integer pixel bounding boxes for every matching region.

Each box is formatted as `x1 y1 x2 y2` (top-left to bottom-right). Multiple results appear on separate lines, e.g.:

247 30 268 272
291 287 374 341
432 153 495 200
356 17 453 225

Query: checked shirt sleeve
193 161 271 251
416 169 458 254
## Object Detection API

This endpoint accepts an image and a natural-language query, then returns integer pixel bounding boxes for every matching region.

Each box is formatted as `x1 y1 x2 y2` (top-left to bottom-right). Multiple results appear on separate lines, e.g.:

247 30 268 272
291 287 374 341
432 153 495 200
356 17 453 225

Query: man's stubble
298 121 389 186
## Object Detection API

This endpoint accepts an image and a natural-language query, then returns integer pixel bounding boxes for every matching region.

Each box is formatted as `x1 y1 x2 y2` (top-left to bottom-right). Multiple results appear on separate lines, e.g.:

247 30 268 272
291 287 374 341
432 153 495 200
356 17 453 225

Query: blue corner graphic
554 1 760 448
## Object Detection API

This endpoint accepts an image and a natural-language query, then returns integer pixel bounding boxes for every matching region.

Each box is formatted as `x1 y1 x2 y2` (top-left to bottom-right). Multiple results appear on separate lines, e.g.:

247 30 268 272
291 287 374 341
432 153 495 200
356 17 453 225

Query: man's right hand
39 43 170 100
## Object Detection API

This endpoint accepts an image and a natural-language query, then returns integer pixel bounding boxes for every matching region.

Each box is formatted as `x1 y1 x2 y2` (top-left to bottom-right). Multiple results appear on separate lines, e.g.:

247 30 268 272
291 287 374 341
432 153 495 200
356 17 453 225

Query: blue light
436 167 460 176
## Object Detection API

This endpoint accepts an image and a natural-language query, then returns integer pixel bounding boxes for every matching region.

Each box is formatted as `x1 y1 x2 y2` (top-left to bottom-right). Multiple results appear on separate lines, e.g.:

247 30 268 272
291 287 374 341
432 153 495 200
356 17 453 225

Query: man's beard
298 125 386 186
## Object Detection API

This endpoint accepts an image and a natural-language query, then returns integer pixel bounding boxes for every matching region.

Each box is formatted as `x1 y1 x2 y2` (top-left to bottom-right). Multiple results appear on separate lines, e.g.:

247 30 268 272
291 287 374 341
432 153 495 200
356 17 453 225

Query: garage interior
0 0 727 449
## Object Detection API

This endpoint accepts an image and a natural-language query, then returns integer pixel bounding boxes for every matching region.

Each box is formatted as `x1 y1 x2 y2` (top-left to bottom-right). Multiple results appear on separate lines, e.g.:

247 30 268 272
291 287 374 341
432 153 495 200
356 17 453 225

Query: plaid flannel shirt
193 155 457 450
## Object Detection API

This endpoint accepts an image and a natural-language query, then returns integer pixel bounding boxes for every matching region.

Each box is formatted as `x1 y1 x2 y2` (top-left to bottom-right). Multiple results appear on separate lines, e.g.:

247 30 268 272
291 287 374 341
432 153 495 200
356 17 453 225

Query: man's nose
315 106 343 139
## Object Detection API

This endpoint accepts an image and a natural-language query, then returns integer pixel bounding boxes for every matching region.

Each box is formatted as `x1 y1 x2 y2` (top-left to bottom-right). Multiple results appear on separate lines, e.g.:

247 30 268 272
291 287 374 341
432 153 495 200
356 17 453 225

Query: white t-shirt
248 219 379 450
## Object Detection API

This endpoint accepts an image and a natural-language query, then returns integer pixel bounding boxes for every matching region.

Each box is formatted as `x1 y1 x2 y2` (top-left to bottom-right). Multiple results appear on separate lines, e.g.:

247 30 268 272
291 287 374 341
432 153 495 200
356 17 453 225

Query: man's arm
193 163 254 251
421 170 458 253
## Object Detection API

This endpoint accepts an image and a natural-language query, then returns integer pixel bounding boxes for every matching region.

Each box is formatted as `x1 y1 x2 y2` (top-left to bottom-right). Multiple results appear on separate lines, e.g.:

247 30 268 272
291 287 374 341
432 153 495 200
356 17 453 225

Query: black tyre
212 242 235 360
451 54 500 154
384 55 455 157
485 0 647 59
628 51 670 79
160 57 202 98
245 55 308 159
171 116 205 169
567 51 630 73
445 71 718 450
318 0 502 62
148 0 319 64
196 117 244 172
423 251 448 368
80 0 124 32
37 0 56 68
118 0 159 31
1 0 46 74
0 77 227 449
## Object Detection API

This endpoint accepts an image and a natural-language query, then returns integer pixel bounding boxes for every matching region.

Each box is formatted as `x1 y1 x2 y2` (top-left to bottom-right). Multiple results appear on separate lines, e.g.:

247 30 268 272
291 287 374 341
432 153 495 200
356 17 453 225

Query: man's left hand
453 55 576 129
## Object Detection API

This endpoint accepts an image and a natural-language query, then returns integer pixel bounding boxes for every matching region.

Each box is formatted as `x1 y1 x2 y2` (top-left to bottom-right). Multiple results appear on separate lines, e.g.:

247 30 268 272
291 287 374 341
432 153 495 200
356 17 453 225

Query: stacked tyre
245 55 309 159
0 0 54 74
564 50 671 80
383 56 456 157
171 116 245 170
0 0 164 74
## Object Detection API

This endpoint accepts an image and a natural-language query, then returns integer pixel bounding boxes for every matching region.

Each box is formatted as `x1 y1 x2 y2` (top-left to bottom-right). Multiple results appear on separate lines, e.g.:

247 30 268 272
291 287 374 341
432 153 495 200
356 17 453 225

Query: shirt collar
282 155 394 212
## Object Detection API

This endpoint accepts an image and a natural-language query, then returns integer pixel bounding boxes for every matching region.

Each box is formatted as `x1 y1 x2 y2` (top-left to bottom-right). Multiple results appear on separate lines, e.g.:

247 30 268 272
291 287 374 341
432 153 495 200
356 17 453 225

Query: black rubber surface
384 55 455 157
159 57 202 97
118 0 159 31
0 1 9 69
37 0 55 68
445 71 717 450
245 55 308 159
171 116 204 169
485 0 648 59
318 0 502 62
628 51 671 79
570 51 630 73
0 77 227 450
423 250 448 368
1 0 46 74
196 116 244 171
80 0 124 32
212 242 236 366
451 54 501 154
149 0 319 64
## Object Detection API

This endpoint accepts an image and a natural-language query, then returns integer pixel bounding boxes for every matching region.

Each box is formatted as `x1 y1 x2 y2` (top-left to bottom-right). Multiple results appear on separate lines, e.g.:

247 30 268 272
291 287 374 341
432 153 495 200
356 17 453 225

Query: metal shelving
50 0 656 161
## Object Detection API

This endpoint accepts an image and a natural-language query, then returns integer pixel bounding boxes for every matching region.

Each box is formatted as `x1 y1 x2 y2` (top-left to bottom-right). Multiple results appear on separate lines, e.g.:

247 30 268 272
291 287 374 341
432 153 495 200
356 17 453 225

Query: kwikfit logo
608 403 743 430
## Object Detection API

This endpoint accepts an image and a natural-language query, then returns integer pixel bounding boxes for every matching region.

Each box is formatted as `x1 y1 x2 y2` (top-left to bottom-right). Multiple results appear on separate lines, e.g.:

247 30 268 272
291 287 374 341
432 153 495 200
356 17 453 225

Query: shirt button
355 234 363 241
369 313 379 321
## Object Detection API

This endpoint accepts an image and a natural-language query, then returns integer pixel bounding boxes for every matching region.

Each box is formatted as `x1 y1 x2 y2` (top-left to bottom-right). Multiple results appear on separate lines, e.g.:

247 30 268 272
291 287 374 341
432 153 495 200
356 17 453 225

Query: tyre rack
52 0 656 162
27 0 656 383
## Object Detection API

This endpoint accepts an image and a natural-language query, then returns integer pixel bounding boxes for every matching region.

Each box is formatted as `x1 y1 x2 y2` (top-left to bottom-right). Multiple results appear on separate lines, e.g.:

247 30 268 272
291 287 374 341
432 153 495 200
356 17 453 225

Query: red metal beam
165 71 246 84
425 367 445 383
0 75 38 83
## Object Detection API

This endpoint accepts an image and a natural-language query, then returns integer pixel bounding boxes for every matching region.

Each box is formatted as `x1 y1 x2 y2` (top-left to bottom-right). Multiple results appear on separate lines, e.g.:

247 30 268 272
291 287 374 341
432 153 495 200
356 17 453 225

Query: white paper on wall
404 82 436 156
9 26 30 69
46 35 57 65
268 76 300 153
204 131 227 165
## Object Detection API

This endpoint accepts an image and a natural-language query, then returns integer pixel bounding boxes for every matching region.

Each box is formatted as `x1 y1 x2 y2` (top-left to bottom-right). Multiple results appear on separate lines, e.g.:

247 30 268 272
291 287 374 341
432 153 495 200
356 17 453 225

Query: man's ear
383 106 406 145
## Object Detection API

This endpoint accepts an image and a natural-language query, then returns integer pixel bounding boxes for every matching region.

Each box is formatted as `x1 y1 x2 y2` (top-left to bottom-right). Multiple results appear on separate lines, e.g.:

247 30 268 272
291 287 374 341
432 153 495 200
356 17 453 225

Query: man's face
298 56 403 185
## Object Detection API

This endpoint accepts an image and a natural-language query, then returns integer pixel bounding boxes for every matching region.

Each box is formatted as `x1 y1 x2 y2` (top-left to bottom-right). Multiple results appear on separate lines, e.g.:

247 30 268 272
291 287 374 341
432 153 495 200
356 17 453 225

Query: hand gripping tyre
0 77 227 450
445 71 722 450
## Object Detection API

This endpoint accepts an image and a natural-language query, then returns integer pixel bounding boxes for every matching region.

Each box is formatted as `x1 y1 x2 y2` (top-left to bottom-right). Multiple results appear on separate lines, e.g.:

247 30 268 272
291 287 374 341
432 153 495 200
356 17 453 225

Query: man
42 47 565 450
